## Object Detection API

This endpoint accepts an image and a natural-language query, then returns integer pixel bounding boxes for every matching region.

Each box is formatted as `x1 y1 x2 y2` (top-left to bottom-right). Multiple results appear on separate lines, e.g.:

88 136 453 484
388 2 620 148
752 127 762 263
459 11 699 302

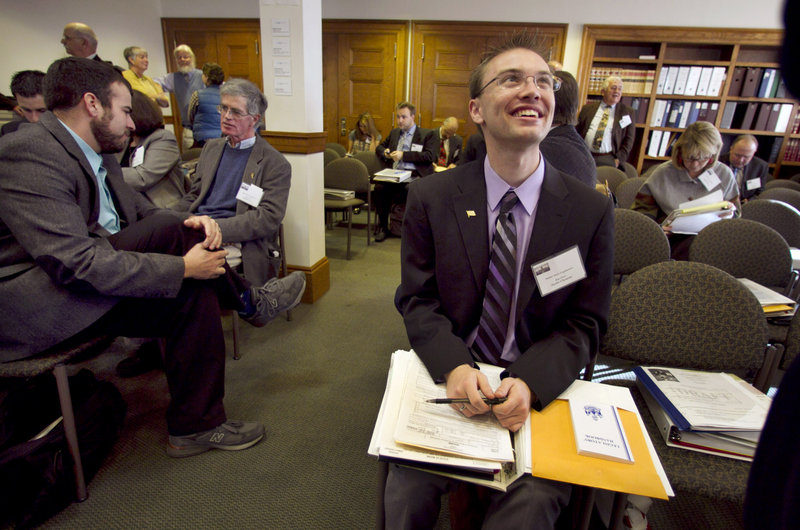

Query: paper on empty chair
738 277 797 316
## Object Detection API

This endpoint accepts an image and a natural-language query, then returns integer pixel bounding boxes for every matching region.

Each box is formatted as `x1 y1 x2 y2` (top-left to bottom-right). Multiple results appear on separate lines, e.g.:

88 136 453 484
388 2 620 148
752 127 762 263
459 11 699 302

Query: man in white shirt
576 75 636 169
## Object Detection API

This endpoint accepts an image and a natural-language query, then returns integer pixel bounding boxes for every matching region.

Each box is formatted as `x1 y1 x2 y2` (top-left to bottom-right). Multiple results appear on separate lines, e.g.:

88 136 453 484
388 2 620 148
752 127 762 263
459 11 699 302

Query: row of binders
619 96 649 124
656 66 726 97
650 100 718 129
783 138 800 162
587 67 655 94
728 67 787 99
646 130 675 158
718 101 794 132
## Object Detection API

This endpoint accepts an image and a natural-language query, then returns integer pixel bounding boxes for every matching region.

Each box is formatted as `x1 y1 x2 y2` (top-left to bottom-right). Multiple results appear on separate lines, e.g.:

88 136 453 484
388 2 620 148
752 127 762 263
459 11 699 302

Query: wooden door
411 22 567 139
216 31 262 84
322 21 407 148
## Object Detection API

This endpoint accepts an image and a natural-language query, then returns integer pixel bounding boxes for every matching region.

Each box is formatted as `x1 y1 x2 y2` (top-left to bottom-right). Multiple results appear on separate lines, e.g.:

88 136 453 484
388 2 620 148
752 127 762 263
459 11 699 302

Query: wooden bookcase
577 25 798 178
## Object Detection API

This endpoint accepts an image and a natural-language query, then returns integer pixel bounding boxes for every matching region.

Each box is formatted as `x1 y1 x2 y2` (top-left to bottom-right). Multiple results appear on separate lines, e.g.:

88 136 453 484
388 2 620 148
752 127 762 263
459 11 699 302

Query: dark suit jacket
395 159 614 409
576 101 636 164
540 124 597 188
719 152 769 201
0 112 187 360
459 132 487 166
174 136 290 285
376 126 438 176
435 129 463 166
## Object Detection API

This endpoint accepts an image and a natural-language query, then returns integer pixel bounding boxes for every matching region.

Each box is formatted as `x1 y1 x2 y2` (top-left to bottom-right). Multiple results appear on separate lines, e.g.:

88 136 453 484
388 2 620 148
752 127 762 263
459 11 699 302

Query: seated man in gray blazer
0 57 305 458
174 78 290 287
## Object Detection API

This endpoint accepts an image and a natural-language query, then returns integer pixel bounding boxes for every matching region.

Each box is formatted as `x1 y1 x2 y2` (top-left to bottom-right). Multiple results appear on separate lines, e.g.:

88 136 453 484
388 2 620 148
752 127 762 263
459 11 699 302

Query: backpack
0 369 127 528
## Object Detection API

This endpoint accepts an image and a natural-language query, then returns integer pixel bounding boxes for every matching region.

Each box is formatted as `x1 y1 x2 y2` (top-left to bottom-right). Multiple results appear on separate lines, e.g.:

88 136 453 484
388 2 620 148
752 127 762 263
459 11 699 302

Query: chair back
613 209 670 276
614 176 646 209
758 187 800 211
742 199 800 248
324 157 370 193
689 218 793 290
620 161 638 180
180 147 203 161
324 148 341 166
596 166 627 192
601 261 767 375
352 150 384 176
326 142 347 157
765 179 800 193
641 164 659 180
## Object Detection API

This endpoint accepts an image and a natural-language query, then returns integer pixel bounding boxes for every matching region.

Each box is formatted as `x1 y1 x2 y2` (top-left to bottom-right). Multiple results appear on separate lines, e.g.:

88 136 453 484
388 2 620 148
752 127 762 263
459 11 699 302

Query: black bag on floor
0 369 126 528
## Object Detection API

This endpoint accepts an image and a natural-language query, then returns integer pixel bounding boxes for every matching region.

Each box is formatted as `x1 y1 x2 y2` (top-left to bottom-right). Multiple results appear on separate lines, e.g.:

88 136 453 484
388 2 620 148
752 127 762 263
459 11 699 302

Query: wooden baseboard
287 256 329 304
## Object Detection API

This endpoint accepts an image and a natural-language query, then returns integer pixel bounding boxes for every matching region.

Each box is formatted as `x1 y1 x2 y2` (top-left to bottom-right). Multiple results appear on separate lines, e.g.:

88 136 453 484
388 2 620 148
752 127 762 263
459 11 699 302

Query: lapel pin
466 210 476 218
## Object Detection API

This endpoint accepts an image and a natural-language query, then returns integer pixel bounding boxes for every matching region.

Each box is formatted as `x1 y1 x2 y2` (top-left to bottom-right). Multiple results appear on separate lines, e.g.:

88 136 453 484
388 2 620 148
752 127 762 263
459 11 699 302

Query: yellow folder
531 399 669 499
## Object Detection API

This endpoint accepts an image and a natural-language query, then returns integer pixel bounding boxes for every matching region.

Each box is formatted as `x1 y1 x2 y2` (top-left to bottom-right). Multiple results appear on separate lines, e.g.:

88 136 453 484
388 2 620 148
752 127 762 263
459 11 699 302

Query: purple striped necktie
473 190 519 365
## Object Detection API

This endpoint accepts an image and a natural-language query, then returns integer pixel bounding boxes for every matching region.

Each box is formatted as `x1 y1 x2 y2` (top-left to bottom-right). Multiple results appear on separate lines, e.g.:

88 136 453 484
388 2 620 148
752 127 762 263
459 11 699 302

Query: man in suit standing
576 75 636 169
0 57 305 458
386 34 614 528
719 135 769 202
373 101 438 242
433 116 463 170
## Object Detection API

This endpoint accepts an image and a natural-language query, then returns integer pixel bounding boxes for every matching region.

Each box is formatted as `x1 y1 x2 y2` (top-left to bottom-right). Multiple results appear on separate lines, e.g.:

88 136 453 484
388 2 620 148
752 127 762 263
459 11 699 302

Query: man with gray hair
576 75 636 169
156 45 205 149
175 78 290 288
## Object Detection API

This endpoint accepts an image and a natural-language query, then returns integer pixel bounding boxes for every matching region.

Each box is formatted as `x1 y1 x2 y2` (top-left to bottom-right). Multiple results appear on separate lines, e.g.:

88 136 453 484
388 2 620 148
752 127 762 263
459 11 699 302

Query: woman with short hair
122 46 169 108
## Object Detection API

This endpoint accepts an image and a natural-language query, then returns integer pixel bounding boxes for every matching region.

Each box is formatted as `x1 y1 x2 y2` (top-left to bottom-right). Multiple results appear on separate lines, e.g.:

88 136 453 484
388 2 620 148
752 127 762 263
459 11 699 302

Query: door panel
216 32 262 84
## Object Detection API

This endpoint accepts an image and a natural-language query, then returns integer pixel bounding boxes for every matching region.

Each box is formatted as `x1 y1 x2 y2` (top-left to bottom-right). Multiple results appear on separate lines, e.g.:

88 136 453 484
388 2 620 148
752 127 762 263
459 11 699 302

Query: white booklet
373 168 413 183
568 398 634 463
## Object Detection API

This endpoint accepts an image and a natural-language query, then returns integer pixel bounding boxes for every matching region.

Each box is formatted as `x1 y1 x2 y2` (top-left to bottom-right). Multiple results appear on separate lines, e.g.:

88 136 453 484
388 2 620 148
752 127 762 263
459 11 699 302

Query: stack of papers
661 200 734 235
738 277 796 318
373 169 413 183
634 366 771 461
323 188 355 200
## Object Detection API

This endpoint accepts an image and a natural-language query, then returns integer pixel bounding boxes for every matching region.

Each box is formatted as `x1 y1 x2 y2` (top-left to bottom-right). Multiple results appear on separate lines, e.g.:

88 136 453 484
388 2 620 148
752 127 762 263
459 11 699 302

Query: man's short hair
10 70 45 98
671 121 723 169
202 63 225 86
468 32 551 99
130 89 164 137
732 134 758 150
443 116 458 132
65 23 97 49
44 57 129 111
551 70 578 126
123 46 145 66
601 76 623 91
173 44 196 62
220 78 268 117
397 101 416 116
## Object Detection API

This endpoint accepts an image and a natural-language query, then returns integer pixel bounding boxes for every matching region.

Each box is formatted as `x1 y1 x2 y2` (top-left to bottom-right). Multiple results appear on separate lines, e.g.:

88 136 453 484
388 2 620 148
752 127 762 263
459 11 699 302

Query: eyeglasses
217 105 250 119
685 154 712 162
477 72 561 96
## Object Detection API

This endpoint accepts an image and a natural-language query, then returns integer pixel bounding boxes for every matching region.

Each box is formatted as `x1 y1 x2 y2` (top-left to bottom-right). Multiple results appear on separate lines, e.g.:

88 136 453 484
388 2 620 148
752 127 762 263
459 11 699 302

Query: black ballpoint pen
425 397 507 405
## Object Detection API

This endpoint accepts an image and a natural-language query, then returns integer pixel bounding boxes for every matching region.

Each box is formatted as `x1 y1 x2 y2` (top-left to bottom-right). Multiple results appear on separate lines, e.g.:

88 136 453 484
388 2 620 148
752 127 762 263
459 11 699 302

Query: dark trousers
373 182 410 232
69 212 248 435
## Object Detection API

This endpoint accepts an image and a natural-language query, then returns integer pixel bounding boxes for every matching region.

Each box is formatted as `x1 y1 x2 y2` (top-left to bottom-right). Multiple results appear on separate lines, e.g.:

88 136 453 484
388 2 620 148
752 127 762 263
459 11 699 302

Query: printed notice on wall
272 37 290 56
273 58 291 77
271 18 290 35
274 77 292 96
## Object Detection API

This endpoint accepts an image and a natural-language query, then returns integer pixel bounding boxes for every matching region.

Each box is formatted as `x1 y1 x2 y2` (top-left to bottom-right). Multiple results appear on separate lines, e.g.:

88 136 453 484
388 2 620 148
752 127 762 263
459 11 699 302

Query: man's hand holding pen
444 364 532 432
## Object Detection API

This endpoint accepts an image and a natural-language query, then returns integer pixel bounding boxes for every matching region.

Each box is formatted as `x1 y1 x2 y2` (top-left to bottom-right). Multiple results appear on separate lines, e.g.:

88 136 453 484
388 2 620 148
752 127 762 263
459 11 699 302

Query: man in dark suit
386 34 614 528
0 70 46 137
433 116 463 170
719 134 769 202
0 57 304 458
373 101 438 241
576 75 636 169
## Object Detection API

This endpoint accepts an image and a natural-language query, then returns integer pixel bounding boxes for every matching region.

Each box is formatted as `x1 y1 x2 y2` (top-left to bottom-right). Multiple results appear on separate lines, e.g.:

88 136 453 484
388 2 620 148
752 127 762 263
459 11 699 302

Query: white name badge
697 170 721 192
531 245 587 297
411 143 423 152
131 146 145 167
619 115 632 128
236 182 264 207
746 178 761 191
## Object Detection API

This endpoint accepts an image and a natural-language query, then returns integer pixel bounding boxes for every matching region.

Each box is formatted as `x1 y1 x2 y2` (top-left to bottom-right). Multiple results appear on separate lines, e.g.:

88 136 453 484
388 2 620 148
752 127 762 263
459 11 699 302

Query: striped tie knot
499 190 518 215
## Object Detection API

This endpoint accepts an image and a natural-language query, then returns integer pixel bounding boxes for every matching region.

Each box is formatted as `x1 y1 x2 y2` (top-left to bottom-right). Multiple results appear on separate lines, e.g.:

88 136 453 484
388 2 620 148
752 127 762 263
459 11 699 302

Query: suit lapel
516 164 572 313
452 164 490 292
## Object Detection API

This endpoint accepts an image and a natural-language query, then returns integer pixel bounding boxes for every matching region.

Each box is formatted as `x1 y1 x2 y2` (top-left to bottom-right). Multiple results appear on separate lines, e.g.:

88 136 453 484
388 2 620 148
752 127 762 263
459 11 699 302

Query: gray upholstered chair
600 261 777 511
325 142 347 157
352 150 383 177
782 310 800 368
323 148 341 167
641 164 659 180
614 176 646 209
742 199 800 248
324 158 371 259
689 218 795 297
758 187 800 212
613 209 670 284
596 165 627 193
764 179 800 193
620 160 638 180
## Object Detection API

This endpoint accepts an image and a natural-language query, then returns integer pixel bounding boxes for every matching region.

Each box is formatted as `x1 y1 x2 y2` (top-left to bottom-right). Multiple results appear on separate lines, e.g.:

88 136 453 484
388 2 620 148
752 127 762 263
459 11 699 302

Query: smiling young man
0 58 304 457
576 75 636 169
387 34 614 528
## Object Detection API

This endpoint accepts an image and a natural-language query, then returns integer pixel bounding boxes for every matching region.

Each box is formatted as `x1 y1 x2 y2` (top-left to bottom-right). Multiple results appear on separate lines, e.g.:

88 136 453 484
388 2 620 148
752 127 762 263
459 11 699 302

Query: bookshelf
577 26 798 178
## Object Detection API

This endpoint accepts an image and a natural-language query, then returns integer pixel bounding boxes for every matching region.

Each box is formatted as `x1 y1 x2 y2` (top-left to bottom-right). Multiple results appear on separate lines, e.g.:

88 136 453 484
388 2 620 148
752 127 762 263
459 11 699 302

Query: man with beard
387 34 613 527
156 45 205 150
0 57 306 457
